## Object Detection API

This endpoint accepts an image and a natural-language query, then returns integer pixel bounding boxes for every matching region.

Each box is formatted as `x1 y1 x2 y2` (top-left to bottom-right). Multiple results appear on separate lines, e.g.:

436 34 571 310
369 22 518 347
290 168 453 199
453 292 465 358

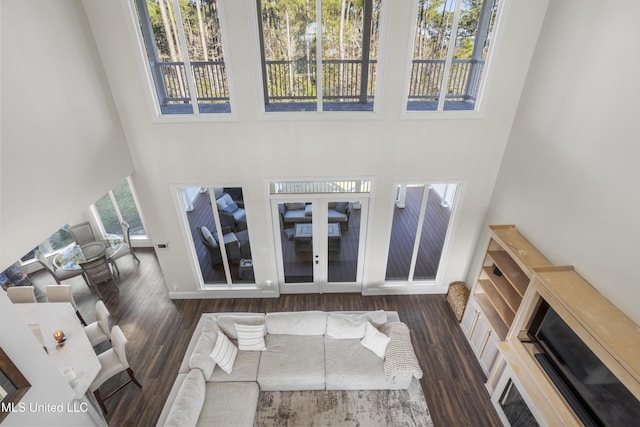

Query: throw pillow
360 321 390 359
235 323 267 351
335 201 349 214
200 226 217 246
209 331 237 374
222 202 239 214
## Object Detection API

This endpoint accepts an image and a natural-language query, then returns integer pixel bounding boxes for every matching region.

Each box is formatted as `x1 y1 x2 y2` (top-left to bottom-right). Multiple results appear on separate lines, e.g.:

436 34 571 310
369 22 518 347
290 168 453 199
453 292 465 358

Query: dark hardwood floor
27 249 502 427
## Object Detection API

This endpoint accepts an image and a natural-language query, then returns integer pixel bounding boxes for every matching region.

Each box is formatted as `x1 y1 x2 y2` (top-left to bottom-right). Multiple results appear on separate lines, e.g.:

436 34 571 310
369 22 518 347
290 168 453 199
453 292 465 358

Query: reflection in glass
278 202 314 283
185 187 253 285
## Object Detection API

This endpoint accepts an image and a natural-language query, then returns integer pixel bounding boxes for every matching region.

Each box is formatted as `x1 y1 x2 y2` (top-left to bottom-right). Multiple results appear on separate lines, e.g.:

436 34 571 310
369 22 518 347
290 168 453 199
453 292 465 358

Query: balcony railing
156 59 483 105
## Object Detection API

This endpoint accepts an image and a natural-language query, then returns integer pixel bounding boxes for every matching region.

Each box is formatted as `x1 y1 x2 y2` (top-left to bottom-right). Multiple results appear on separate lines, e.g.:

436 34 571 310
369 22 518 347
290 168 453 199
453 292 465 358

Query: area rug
254 379 433 427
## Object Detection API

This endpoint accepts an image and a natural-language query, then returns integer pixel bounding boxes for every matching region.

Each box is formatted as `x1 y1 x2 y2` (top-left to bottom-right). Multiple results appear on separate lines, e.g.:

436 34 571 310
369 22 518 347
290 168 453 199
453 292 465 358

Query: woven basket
447 281 470 322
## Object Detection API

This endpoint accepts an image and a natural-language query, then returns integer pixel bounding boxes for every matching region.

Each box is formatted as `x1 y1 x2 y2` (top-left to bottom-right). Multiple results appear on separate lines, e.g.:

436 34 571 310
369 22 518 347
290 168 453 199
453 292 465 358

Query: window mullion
407 185 429 281
171 0 200 114
436 0 463 112
316 0 323 112
108 191 125 225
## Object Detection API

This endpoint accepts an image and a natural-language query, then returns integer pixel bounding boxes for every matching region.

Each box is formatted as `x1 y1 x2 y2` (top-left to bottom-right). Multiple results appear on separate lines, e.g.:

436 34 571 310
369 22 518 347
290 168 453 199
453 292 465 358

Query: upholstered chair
46 284 87 326
69 221 97 247
198 225 244 267
35 249 87 285
6 286 37 303
83 300 111 347
107 221 141 276
80 255 118 299
90 325 142 414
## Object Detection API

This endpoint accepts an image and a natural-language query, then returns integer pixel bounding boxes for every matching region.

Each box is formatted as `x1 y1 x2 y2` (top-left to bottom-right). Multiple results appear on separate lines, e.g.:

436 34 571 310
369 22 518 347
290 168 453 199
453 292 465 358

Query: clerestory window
132 0 233 115
256 0 383 113
406 0 501 112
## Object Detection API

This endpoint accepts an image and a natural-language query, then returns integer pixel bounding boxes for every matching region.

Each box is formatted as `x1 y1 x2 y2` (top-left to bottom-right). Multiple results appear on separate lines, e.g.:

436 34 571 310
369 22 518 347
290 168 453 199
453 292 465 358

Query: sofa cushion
334 201 349 214
325 310 388 339
209 332 237 374
210 346 261 383
285 202 306 211
327 210 348 221
360 321 390 359
265 311 327 336
163 369 205 427
188 318 220 380
222 202 239 214
258 334 325 391
283 209 306 222
235 323 267 351
216 314 265 339
325 337 411 390
198 382 259 427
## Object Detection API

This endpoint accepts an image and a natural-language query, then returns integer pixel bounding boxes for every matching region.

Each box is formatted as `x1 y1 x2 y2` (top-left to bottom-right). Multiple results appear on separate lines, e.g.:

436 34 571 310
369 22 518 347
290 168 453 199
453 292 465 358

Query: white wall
481 0 640 324
0 0 134 267
82 0 551 295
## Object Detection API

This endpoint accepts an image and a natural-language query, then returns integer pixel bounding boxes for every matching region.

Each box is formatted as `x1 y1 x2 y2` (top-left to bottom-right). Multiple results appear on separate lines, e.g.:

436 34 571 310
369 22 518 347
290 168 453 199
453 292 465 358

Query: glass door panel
385 185 424 281
413 185 456 280
327 201 359 283
278 202 314 284
385 183 458 283
274 198 366 293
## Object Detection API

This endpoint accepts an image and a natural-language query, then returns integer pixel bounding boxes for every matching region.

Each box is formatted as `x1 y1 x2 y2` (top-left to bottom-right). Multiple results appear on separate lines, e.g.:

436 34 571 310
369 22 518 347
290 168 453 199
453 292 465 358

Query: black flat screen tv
528 300 640 427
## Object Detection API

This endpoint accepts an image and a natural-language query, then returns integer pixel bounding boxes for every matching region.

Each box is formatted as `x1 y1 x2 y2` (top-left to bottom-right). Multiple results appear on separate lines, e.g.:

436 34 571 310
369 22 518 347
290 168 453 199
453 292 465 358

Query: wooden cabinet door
460 298 479 339
479 329 500 375
469 314 491 358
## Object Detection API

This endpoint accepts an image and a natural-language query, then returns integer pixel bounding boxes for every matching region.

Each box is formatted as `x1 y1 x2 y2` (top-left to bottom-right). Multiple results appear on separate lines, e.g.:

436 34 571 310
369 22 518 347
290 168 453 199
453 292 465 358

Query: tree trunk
196 0 209 61
338 0 346 98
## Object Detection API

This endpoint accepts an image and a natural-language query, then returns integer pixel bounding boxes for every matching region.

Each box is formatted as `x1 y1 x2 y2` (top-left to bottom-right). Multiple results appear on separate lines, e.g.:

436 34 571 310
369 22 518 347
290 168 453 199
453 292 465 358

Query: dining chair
69 221 97 247
83 300 111 347
46 285 87 326
90 325 142 414
6 286 37 303
34 249 88 286
80 255 118 299
107 221 140 276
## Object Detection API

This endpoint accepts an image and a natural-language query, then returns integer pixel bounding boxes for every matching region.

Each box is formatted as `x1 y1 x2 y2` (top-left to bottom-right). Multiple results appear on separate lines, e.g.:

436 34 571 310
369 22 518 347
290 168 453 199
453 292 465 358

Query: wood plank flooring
27 249 502 426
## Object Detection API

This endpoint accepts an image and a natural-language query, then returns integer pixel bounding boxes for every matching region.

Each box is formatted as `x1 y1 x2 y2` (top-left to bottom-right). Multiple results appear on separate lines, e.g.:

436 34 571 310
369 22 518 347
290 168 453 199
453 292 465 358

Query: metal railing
156 58 483 104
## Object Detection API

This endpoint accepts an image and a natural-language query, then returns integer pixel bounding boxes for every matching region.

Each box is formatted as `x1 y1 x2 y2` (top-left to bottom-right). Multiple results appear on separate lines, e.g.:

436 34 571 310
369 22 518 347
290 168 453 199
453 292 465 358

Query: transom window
256 0 383 112
406 0 500 112
133 0 232 115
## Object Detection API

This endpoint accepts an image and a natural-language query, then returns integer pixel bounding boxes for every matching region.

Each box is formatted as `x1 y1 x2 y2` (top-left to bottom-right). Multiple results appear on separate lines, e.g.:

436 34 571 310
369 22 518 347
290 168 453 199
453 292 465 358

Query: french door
272 197 368 293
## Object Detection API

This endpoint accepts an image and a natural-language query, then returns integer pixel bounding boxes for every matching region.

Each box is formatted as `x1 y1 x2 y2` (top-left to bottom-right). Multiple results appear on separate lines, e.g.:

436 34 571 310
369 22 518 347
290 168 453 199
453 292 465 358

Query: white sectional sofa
156 310 423 427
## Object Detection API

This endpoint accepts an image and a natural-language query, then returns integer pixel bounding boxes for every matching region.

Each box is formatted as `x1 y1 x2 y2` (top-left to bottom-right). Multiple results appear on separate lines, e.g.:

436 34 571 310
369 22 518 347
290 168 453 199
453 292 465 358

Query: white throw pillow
209 332 237 374
235 323 267 351
360 321 390 359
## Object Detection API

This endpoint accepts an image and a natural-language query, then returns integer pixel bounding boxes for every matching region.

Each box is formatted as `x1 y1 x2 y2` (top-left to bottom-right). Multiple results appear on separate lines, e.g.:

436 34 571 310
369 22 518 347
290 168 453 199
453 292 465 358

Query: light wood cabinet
462 225 551 382
470 225 551 341
461 297 500 376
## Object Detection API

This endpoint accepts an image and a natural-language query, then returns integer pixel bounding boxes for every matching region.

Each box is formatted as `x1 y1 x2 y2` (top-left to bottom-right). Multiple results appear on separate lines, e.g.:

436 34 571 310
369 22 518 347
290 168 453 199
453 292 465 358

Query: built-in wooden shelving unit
473 225 552 340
